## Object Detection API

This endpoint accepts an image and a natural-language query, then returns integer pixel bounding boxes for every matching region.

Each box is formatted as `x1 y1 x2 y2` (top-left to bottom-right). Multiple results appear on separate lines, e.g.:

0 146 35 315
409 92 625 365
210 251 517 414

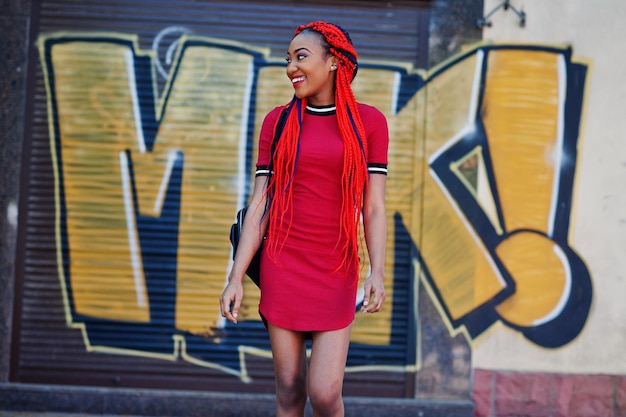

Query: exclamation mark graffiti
428 46 592 348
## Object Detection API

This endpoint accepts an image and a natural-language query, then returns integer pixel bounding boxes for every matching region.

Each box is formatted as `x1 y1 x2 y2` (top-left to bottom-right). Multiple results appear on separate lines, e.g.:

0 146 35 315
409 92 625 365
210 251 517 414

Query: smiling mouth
291 76 306 86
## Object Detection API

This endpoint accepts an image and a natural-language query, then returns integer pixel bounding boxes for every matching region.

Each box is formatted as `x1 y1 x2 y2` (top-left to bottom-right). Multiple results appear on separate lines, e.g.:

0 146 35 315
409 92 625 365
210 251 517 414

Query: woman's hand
220 278 244 324
220 177 268 324
361 272 386 313
362 173 387 314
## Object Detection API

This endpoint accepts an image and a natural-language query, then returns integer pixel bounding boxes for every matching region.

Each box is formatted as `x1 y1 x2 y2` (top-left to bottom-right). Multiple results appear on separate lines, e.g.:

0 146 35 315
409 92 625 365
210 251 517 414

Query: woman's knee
275 372 307 408
308 380 343 414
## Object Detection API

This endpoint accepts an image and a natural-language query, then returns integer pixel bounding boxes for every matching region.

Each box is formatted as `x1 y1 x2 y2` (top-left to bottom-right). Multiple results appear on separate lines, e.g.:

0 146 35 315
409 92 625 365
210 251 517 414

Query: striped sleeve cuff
255 165 272 177
368 163 388 176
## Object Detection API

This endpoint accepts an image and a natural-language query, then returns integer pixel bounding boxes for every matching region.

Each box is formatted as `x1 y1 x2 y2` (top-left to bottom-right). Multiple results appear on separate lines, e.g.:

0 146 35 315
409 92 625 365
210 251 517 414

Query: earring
331 64 337 70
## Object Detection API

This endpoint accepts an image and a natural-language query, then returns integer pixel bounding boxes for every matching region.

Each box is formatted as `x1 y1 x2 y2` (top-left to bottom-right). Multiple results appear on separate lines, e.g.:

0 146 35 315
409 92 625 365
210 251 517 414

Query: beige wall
474 0 626 374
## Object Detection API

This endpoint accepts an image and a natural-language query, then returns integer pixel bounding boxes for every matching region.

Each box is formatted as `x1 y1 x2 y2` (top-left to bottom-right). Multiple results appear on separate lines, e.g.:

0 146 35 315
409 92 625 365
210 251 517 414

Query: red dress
255 103 389 331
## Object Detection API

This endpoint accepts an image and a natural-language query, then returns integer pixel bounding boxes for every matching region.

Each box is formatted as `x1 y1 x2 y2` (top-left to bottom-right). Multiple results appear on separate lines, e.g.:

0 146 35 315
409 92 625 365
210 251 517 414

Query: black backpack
229 106 289 287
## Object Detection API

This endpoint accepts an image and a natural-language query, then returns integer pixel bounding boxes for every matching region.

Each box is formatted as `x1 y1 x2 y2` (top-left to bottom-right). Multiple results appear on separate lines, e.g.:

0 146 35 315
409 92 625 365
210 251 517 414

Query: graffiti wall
34 23 593 389
472 0 626 379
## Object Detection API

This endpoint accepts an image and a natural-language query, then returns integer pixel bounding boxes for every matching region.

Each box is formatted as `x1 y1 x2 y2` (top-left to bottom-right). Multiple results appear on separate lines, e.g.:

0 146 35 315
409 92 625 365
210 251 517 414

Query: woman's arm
220 176 269 323
361 174 387 313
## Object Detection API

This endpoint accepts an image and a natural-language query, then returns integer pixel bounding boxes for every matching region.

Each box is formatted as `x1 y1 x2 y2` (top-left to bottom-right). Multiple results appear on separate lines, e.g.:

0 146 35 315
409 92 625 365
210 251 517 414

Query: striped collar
305 104 336 115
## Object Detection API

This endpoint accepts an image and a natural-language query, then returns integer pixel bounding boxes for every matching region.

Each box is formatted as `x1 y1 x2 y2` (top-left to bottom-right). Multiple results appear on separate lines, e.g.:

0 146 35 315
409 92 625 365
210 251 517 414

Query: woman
220 21 389 417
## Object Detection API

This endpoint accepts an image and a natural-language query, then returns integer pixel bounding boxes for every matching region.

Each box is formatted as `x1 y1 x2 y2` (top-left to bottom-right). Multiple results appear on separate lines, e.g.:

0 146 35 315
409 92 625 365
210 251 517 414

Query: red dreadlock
266 21 369 272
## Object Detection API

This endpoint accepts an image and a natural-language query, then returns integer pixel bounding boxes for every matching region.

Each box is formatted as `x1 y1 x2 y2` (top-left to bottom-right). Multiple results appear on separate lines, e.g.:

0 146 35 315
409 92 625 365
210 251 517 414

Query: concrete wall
473 1 626 416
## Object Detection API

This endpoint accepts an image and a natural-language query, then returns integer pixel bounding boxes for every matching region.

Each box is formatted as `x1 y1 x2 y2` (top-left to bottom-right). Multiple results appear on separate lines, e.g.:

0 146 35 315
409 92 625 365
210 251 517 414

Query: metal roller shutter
12 0 431 397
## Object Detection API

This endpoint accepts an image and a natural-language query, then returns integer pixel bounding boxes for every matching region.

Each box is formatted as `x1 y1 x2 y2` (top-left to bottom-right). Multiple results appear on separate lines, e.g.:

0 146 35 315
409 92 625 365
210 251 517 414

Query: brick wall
473 369 626 417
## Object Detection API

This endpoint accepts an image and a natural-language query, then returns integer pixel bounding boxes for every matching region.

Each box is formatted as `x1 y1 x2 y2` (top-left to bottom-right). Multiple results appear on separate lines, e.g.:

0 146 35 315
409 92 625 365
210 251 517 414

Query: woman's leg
307 325 352 417
268 323 308 417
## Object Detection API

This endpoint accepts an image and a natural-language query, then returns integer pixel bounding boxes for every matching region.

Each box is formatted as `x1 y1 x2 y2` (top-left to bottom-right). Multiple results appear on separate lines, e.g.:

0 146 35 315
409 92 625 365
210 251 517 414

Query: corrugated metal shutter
36 0 430 67
12 0 431 398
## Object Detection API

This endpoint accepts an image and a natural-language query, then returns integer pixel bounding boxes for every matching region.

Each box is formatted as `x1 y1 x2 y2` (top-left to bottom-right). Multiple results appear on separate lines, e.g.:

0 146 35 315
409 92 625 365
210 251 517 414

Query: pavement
0 412 230 417
0 382 474 417
0 414 151 417
0 411 149 417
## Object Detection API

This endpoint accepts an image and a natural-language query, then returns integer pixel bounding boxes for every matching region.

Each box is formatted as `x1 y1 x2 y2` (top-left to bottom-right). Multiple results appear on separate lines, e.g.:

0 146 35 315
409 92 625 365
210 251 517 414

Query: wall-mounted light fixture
477 0 526 28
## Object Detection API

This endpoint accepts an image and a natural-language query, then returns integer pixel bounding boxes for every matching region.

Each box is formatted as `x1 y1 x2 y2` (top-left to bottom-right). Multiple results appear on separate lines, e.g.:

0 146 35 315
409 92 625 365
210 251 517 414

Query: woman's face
286 32 337 105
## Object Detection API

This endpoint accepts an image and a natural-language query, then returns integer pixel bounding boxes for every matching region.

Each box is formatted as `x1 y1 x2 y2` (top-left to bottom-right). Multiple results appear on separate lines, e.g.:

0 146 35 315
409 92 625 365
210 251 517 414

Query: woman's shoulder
357 102 386 120
265 104 286 119
260 105 288 130
263 104 290 125
357 103 388 133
